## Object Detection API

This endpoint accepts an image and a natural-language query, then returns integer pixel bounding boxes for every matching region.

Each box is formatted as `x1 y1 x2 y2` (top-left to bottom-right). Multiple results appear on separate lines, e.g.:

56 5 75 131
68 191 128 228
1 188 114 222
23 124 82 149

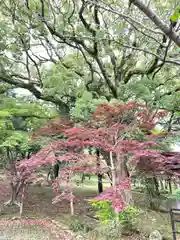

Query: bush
69 218 87 233
119 206 140 233
90 200 116 224
90 200 141 233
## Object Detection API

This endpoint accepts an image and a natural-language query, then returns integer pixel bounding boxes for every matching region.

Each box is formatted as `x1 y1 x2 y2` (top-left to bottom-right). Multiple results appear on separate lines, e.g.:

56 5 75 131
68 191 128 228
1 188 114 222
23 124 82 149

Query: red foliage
16 102 173 213
0 219 72 239
19 147 57 171
137 151 180 178
93 178 131 212
38 116 73 136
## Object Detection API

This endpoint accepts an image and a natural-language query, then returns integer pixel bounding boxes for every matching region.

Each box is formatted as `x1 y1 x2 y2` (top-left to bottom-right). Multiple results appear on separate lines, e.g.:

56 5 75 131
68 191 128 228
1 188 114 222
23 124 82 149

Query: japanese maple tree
18 101 171 215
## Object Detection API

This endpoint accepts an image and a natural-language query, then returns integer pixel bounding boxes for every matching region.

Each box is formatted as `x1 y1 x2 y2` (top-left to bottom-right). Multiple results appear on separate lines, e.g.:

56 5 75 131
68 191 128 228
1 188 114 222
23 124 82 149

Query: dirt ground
0 220 67 240
0 174 175 239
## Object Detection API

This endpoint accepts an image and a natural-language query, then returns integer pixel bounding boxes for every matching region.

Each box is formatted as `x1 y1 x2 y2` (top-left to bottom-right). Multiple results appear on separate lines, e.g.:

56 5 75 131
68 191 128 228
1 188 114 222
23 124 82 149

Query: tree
0 92 55 215
21 101 173 215
0 0 179 115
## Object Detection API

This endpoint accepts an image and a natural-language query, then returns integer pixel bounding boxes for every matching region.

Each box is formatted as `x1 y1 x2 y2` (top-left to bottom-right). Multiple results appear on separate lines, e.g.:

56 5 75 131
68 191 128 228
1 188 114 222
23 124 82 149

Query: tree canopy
1 2 180 238
0 0 179 115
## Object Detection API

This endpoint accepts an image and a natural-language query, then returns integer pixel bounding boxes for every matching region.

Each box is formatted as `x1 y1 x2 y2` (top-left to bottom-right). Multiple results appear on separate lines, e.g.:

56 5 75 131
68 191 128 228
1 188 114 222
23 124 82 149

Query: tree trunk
4 182 22 207
9 183 17 204
168 179 172 194
96 149 103 194
106 172 112 186
145 177 161 210
145 177 154 209
153 176 160 195
160 179 164 191
116 154 132 205
19 185 25 217
98 174 103 194
70 198 74 216
53 163 59 178
110 153 132 207
81 173 85 183
165 180 168 190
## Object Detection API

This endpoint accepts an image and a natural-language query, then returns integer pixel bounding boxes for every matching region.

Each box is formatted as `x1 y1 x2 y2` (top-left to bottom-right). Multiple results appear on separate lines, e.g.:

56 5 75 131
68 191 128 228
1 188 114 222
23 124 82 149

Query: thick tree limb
0 74 69 113
38 32 180 66
78 0 117 97
43 20 95 56
131 0 180 46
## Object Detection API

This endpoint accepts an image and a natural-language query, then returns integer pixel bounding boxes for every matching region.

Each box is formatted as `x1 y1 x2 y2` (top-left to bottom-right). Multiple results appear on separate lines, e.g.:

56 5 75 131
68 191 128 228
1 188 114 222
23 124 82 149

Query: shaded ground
0 223 55 240
0 219 73 240
0 174 176 239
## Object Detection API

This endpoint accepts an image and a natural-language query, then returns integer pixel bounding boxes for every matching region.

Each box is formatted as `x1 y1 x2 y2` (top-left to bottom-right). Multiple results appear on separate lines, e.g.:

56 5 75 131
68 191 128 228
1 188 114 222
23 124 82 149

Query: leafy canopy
18 102 174 213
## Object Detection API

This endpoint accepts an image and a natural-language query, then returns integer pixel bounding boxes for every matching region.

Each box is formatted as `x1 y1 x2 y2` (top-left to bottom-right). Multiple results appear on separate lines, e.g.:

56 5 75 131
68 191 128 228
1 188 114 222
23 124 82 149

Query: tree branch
87 0 163 35
131 0 180 46
95 56 117 98
0 74 69 113
79 1 117 97
79 0 98 55
19 36 43 87
123 42 164 83
43 20 95 56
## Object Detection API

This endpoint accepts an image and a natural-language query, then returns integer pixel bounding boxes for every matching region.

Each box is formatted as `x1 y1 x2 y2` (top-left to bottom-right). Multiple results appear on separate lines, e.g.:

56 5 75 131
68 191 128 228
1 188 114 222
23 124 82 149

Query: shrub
69 218 86 232
119 206 140 232
90 200 141 232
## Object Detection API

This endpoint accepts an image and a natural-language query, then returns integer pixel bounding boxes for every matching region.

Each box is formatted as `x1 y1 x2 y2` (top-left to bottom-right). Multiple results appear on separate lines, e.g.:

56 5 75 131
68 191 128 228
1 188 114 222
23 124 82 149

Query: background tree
0 0 179 115
0 91 54 211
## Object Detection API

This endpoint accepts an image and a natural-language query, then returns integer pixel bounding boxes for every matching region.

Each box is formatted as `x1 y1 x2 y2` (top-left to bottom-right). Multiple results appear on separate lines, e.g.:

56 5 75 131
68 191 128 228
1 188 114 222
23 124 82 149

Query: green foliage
170 5 180 22
42 55 85 101
90 200 116 224
0 96 54 119
19 138 41 154
0 110 11 118
119 206 141 231
0 131 29 149
162 132 180 146
90 200 141 230
69 218 86 232
0 94 54 133
176 189 180 200
0 0 179 120
0 130 41 157
0 94 51 165
70 91 108 121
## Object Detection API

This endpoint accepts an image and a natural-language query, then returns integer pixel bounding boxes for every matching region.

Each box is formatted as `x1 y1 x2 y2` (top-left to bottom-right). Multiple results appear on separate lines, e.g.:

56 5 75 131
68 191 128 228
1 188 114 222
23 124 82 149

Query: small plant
90 200 141 233
90 200 116 224
69 218 86 232
119 206 140 232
